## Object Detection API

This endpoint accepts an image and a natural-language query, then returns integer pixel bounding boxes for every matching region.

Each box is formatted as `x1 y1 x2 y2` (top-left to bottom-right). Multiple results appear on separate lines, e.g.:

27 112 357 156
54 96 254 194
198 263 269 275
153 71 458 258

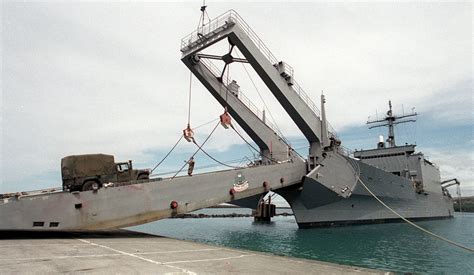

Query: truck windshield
117 163 129 172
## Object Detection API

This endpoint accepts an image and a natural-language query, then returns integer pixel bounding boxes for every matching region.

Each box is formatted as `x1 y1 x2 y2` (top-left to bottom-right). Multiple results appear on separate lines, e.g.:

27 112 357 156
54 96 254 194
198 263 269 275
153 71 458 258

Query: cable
235 51 286 141
171 121 220 179
229 123 259 153
187 71 192 126
229 123 277 164
192 140 242 169
192 118 220 130
233 122 261 157
149 118 219 174
358 178 474 253
293 145 310 150
229 122 305 162
150 134 184 173
151 157 248 177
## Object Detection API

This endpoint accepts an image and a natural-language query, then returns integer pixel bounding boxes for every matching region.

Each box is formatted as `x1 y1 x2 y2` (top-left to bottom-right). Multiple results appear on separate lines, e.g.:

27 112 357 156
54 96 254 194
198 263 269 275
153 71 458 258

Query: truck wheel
82 181 99 191
137 174 149 180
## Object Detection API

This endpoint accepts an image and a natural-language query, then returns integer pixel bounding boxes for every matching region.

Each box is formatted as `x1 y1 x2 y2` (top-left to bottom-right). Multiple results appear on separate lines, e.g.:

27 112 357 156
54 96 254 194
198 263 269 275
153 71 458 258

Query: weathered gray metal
0 161 305 231
280 157 454 227
181 10 357 196
182 56 290 163
180 10 454 227
181 10 333 159
284 103 452 227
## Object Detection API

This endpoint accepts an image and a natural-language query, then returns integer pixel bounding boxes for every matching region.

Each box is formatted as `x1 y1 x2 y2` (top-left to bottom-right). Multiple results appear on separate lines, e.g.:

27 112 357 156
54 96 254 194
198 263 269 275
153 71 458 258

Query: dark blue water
130 210 474 274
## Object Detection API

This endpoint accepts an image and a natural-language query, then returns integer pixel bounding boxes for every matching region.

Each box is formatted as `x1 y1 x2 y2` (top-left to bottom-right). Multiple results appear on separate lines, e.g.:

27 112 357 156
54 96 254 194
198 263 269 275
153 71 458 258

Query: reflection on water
130 210 474 274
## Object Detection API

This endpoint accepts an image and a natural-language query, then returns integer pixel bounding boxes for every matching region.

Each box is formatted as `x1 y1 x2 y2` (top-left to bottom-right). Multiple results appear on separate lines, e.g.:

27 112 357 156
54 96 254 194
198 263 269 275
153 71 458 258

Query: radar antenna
367 100 417 147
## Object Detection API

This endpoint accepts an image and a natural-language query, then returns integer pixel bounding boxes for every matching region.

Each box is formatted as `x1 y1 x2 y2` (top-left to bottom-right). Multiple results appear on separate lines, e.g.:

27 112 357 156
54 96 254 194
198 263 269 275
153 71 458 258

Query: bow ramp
0 161 306 231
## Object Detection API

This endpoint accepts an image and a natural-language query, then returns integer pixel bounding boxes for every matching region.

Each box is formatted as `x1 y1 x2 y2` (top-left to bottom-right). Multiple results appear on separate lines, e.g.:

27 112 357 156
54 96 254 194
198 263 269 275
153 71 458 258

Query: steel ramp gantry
182 51 291 164
181 10 358 198
181 10 331 161
0 161 306 231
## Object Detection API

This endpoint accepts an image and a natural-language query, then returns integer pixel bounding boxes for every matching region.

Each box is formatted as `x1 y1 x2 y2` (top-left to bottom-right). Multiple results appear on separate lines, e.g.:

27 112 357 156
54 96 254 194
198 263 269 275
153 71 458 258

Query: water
130 210 474 274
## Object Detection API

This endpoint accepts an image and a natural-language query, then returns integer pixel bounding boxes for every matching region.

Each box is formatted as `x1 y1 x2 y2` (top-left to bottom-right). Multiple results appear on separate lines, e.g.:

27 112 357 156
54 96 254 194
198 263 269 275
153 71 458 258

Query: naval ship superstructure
0 9 456 231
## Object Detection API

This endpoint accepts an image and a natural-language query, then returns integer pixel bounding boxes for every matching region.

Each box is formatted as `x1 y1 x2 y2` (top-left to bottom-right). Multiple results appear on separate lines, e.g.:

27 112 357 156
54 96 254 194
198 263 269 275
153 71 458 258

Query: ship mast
367 100 417 147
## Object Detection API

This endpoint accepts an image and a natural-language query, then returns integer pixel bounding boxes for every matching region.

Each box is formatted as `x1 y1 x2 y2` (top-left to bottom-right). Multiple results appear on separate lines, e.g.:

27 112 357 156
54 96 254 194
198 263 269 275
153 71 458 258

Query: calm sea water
130 210 474 274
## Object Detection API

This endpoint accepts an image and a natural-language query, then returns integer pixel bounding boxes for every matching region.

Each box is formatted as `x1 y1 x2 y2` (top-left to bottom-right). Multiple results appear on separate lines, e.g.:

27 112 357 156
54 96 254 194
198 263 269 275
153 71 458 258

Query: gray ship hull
279 160 454 228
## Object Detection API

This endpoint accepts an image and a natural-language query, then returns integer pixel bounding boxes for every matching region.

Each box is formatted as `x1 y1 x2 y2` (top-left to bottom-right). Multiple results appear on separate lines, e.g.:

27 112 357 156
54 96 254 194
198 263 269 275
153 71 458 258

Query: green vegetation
454 196 474 212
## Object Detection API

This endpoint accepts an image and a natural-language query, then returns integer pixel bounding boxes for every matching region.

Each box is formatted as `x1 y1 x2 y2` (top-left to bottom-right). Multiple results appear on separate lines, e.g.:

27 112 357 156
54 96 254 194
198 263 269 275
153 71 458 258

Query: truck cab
61 154 150 192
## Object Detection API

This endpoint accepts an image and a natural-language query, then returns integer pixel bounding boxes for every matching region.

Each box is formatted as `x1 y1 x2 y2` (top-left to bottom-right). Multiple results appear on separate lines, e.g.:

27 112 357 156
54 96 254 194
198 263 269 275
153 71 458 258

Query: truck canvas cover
61 154 115 180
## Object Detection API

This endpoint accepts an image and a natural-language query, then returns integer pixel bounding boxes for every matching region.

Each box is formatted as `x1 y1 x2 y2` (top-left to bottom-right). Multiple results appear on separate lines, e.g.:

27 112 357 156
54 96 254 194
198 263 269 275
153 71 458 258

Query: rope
230 123 305 161
358 178 474 253
150 134 184 173
151 157 248 177
230 124 260 154
192 140 242 169
193 118 220 130
232 122 262 158
229 123 277 164
225 51 230 102
171 121 220 179
187 71 192 126
235 51 286 142
149 118 219 174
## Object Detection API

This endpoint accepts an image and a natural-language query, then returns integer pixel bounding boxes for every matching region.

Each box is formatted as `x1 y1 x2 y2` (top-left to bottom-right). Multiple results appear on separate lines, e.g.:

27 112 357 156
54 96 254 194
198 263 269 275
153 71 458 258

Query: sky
1 1 473 197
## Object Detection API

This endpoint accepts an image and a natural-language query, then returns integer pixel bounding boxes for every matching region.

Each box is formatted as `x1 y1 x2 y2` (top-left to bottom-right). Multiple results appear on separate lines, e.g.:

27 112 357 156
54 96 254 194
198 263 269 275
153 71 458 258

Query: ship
276 101 456 227
0 9 457 231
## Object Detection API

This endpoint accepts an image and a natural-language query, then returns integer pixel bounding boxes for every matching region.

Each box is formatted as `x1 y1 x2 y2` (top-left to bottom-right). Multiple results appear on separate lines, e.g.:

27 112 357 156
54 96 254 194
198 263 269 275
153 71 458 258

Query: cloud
230 2 472 131
423 147 474 196
1 2 472 193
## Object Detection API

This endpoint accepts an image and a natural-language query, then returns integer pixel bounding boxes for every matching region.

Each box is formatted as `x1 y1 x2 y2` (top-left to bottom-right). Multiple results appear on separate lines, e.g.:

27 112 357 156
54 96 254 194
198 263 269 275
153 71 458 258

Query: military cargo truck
61 154 150 192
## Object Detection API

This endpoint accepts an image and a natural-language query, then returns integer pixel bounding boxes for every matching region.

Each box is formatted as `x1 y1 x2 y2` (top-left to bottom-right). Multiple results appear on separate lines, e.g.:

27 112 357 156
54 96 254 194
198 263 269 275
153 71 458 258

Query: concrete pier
0 230 387 274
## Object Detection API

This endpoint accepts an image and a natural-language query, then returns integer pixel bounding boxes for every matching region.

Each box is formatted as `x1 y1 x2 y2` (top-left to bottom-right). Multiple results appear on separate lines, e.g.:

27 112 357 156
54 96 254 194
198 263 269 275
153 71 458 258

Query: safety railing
1 187 64 200
200 58 289 144
181 11 321 116
339 145 355 157
181 10 237 52
292 81 321 117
